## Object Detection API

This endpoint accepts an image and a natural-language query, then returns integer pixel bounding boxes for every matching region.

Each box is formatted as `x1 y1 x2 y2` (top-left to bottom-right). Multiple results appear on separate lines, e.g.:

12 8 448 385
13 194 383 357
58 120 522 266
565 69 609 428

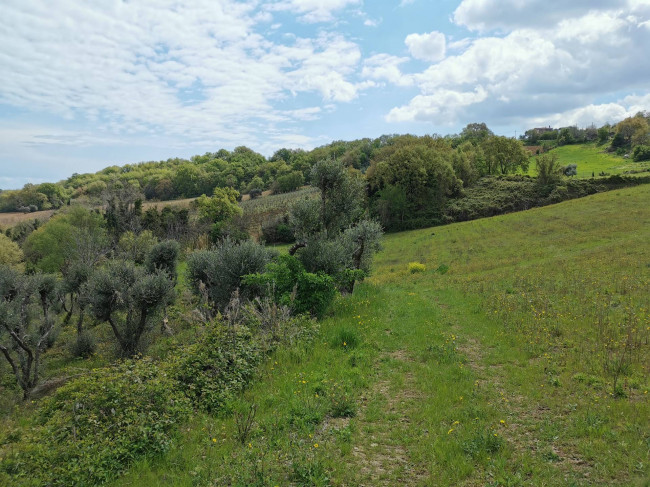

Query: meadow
107 185 648 486
529 143 650 178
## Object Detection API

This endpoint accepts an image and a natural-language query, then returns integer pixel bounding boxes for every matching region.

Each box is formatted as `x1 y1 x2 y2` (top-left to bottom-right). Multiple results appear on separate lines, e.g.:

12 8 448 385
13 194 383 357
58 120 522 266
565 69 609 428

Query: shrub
248 188 263 199
632 144 650 162
535 153 562 186
243 254 337 318
261 216 295 244
69 330 96 358
0 358 191 487
145 239 180 281
169 323 261 413
408 262 426 273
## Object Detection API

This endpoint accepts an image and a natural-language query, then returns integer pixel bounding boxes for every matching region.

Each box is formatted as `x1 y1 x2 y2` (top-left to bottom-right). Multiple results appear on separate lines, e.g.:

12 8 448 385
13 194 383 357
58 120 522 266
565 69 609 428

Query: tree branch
0 343 27 393
288 242 307 256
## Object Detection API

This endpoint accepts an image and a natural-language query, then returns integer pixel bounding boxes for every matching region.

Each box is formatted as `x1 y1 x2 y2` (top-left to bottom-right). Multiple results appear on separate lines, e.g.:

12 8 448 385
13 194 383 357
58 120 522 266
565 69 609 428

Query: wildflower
248 443 252 448
212 438 217 443
500 420 506 425
314 443 319 448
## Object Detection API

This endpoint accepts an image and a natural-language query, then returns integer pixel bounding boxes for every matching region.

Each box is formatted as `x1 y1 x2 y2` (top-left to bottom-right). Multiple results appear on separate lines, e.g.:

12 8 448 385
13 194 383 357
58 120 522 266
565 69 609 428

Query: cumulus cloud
527 93 650 128
362 54 413 87
265 0 362 23
386 87 487 123
383 5 650 125
405 31 446 62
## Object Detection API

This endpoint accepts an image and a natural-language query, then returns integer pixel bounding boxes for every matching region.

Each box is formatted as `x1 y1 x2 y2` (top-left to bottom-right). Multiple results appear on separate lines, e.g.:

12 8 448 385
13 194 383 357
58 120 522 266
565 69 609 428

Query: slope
112 185 649 486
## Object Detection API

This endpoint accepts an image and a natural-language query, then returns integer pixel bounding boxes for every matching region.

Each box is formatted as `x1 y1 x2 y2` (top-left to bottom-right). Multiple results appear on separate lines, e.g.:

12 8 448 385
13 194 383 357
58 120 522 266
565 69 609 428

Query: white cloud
362 54 413 87
453 0 628 32
382 6 650 125
524 93 650 128
405 31 446 62
0 0 369 152
386 87 487 123
265 0 362 23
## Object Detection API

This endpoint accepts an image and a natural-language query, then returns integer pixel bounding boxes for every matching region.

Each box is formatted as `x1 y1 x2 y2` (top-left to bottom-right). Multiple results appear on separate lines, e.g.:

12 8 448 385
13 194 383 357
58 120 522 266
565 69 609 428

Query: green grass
528 143 650 178
109 185 649 486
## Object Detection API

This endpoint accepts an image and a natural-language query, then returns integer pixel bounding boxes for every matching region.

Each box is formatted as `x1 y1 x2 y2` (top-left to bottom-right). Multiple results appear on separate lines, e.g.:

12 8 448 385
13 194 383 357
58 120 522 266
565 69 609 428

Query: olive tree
86 261 174 357
187 238 275 313
289 160 383 292
0 267 60 399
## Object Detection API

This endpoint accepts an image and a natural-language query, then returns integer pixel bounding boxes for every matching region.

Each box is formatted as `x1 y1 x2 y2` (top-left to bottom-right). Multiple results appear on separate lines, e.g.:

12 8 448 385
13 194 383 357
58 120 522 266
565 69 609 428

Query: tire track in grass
350 350 426 486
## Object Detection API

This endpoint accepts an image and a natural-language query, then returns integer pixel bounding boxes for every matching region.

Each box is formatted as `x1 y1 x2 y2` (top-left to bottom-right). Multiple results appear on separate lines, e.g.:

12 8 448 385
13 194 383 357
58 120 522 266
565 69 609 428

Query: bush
632 144 650 162
0 358 191 486
408 262 426 273
243 254 337 319
145 239 180 280
261 216 295 244
248 188 263 199
169 323 261 413
535 153 562 186
69 330 96 358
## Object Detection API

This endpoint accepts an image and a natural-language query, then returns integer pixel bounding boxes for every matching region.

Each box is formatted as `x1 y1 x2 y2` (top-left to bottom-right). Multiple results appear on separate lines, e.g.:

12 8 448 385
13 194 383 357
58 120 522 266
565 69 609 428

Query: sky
1 0 649 189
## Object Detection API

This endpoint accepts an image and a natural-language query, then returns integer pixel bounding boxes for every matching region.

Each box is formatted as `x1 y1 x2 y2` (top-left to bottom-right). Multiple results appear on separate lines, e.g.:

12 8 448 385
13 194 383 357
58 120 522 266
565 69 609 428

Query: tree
272 171 304 193
459 122 494 145
193 187 242 223
309 160 366 235
0 233 24 271
145 240 180 282
452 142 482 187
86 261 174 357
0 268 60 399
535 153 562 186
289 160 382 292
481 136 530 175
24 206 109 273
117 230 158 264
187 238 275 313
615 116 649 148
368 144 461 212
597 126 610 144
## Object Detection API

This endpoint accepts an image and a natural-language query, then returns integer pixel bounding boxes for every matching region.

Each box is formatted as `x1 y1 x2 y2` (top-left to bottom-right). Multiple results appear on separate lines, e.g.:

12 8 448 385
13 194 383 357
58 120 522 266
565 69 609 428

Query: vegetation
1 114 649 486
104 186 648 486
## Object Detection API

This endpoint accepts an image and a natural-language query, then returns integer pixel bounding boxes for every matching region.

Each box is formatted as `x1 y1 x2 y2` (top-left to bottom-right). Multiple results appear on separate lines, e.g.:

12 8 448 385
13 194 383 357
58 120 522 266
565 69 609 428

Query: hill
107 185 649 486
529 143 650 178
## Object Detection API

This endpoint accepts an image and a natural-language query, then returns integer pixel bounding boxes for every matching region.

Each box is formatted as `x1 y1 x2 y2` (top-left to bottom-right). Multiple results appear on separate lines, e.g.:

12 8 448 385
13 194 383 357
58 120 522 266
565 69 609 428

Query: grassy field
0 209 55 229
108 185 649 486
529 144 650 178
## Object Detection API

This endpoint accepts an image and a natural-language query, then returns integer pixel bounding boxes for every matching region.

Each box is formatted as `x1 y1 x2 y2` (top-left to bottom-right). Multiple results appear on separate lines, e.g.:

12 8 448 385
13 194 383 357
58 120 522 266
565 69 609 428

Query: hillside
529 143 650 178
107 185 649 486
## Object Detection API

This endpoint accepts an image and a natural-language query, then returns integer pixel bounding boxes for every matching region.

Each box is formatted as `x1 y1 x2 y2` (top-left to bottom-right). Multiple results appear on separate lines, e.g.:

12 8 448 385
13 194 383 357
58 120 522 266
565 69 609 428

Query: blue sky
1 0 649 189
